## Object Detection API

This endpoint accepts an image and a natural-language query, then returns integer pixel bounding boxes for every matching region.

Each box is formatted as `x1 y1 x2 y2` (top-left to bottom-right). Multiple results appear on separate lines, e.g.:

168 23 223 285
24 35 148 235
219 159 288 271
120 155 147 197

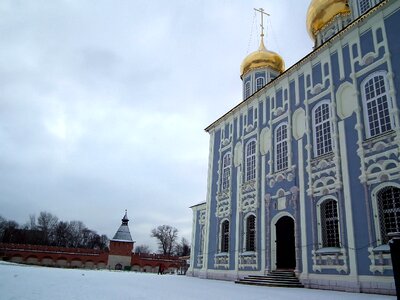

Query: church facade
188 0 400 295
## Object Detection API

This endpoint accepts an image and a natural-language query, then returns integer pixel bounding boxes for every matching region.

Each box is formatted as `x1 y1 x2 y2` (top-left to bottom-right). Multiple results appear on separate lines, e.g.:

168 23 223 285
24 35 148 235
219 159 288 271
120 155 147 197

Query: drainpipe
388 232 400 299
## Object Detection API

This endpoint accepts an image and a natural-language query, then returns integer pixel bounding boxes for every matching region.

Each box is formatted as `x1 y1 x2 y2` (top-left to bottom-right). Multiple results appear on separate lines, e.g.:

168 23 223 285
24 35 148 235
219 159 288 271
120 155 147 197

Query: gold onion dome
306 0 351 40
240 39 285 79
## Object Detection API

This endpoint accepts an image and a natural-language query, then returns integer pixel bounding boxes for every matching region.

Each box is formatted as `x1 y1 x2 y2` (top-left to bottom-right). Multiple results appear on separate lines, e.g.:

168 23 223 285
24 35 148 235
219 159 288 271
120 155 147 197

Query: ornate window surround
316 196 342 251
244 213 256 252
361 71 393 139
256 77 265 91
221 152 231 191
368 182 399 273
244 80 251 99
313 196 348 273
312 100 334 157
245 139 257 182
274 122 289 172
371 182 400 246
220 219 230 253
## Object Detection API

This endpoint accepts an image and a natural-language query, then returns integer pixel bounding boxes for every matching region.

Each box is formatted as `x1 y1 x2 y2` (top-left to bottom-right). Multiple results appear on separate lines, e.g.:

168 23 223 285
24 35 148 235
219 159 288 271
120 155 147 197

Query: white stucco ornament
292 108 306 140
234 141 243 167
336 82 357 119
260 126 271 155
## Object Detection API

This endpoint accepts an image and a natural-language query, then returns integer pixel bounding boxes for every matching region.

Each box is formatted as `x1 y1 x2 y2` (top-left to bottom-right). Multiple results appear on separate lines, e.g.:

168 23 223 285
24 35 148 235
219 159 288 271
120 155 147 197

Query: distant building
108 211 184 273
1 211 184 273
188 0 400 295
108 210 134 270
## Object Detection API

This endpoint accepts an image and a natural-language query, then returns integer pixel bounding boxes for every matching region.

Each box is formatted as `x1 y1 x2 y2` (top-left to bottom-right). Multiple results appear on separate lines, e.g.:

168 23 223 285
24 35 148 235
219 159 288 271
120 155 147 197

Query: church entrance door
275 216 295 270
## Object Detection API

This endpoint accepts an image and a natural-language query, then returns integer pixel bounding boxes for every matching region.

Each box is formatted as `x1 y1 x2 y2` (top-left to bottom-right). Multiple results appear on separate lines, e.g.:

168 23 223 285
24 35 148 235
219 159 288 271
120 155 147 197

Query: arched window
244 81 251 98
245 140 256 181
221 220 230 252
321 199 340 248
246 215 256 251
256 77 265 91
377 186 400 244
359 0 371 14
362 72 392 138
221 152 231 190
275 123 288 171
312 101 333 157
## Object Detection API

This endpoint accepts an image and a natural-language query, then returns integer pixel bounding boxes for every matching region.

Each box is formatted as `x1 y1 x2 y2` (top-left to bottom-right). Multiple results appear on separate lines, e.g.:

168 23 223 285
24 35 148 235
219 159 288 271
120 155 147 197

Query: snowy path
0 262 394 300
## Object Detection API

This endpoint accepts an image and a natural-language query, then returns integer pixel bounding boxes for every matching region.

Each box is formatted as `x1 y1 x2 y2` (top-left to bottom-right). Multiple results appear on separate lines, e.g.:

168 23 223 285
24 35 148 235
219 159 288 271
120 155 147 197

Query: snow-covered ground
0 262 394 300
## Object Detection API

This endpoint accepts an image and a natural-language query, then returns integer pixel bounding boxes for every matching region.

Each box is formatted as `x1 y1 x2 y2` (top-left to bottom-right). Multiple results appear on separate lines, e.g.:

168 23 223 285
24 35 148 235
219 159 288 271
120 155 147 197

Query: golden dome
240 39 285 78
306 0 350 39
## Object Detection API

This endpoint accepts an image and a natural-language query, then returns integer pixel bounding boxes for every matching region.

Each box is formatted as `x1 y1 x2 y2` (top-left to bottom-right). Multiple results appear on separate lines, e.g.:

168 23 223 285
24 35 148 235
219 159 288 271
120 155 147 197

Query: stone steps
235 270 304 288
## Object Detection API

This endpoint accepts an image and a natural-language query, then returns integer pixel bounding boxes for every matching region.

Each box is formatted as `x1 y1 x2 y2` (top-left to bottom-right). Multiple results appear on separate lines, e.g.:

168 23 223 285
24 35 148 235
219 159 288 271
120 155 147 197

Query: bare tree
151 225 178 255
0 213 109 250
22 214 37 230
0 216 7 240
175 237 191 256
53 221 71 247
1 220 19 243
68 220 86 248
135 244 151 254
37 211 58 244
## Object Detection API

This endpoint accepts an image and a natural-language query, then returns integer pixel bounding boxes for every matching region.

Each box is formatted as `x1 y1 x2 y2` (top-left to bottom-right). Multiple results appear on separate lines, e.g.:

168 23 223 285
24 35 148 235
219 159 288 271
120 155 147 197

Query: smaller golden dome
240 39 285 78
306 0 350 40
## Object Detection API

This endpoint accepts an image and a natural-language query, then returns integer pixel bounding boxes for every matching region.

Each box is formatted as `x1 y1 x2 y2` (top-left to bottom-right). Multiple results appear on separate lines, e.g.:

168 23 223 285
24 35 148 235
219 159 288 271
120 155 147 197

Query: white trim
338 121 358 276
361 70 393 138
274 122 289 172
316 196 341 249
243 213 256 252
298 139 308 275
256 76 265 91
244 80 251 99
261 155 266 272
219 218 230 253
235 160 241 272
311 99 334 157
203 131 215 270
371 182 400 245
244 138 257 182
221 152 232 191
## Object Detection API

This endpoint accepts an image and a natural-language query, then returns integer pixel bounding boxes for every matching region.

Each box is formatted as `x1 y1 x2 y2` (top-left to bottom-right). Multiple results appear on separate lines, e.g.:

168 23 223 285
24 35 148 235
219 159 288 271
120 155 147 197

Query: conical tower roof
111 210 133 242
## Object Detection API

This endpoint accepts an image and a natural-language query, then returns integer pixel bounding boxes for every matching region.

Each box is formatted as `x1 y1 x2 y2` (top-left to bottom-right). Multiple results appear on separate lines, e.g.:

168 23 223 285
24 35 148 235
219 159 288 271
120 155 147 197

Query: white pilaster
235 166 241 272
298 138 308 275
203 131 215 273
338 121 358 277
261 155 266 272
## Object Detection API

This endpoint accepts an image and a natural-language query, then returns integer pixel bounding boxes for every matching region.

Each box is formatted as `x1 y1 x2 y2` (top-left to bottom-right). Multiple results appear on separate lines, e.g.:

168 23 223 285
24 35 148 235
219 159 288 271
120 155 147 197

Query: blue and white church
188 0 400 295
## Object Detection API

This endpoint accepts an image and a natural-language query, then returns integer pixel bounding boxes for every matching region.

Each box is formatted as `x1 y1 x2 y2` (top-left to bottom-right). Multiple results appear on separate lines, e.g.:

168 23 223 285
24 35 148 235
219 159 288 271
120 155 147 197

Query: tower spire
254 8 270 50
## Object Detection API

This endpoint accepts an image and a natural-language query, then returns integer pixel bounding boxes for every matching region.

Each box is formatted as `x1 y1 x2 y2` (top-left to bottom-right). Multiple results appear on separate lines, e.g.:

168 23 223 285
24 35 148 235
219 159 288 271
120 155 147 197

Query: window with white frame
256 77 265 91
313 101 333 157
377 186 400 244
245 81 251 98
221 220 230 252
359 0 371 14
245 140 256 181
275 123 288 171
245 215 256 251
362 72 392 138
321 199 340 248
221 152 231 191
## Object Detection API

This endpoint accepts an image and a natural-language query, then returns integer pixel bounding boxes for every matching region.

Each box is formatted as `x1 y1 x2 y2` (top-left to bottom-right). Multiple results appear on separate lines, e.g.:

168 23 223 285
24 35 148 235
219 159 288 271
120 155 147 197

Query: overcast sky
0 0 313 251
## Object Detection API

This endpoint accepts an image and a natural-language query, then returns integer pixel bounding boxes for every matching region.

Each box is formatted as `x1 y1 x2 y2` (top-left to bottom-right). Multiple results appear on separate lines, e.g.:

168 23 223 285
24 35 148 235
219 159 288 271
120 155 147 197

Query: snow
0 262 394 300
